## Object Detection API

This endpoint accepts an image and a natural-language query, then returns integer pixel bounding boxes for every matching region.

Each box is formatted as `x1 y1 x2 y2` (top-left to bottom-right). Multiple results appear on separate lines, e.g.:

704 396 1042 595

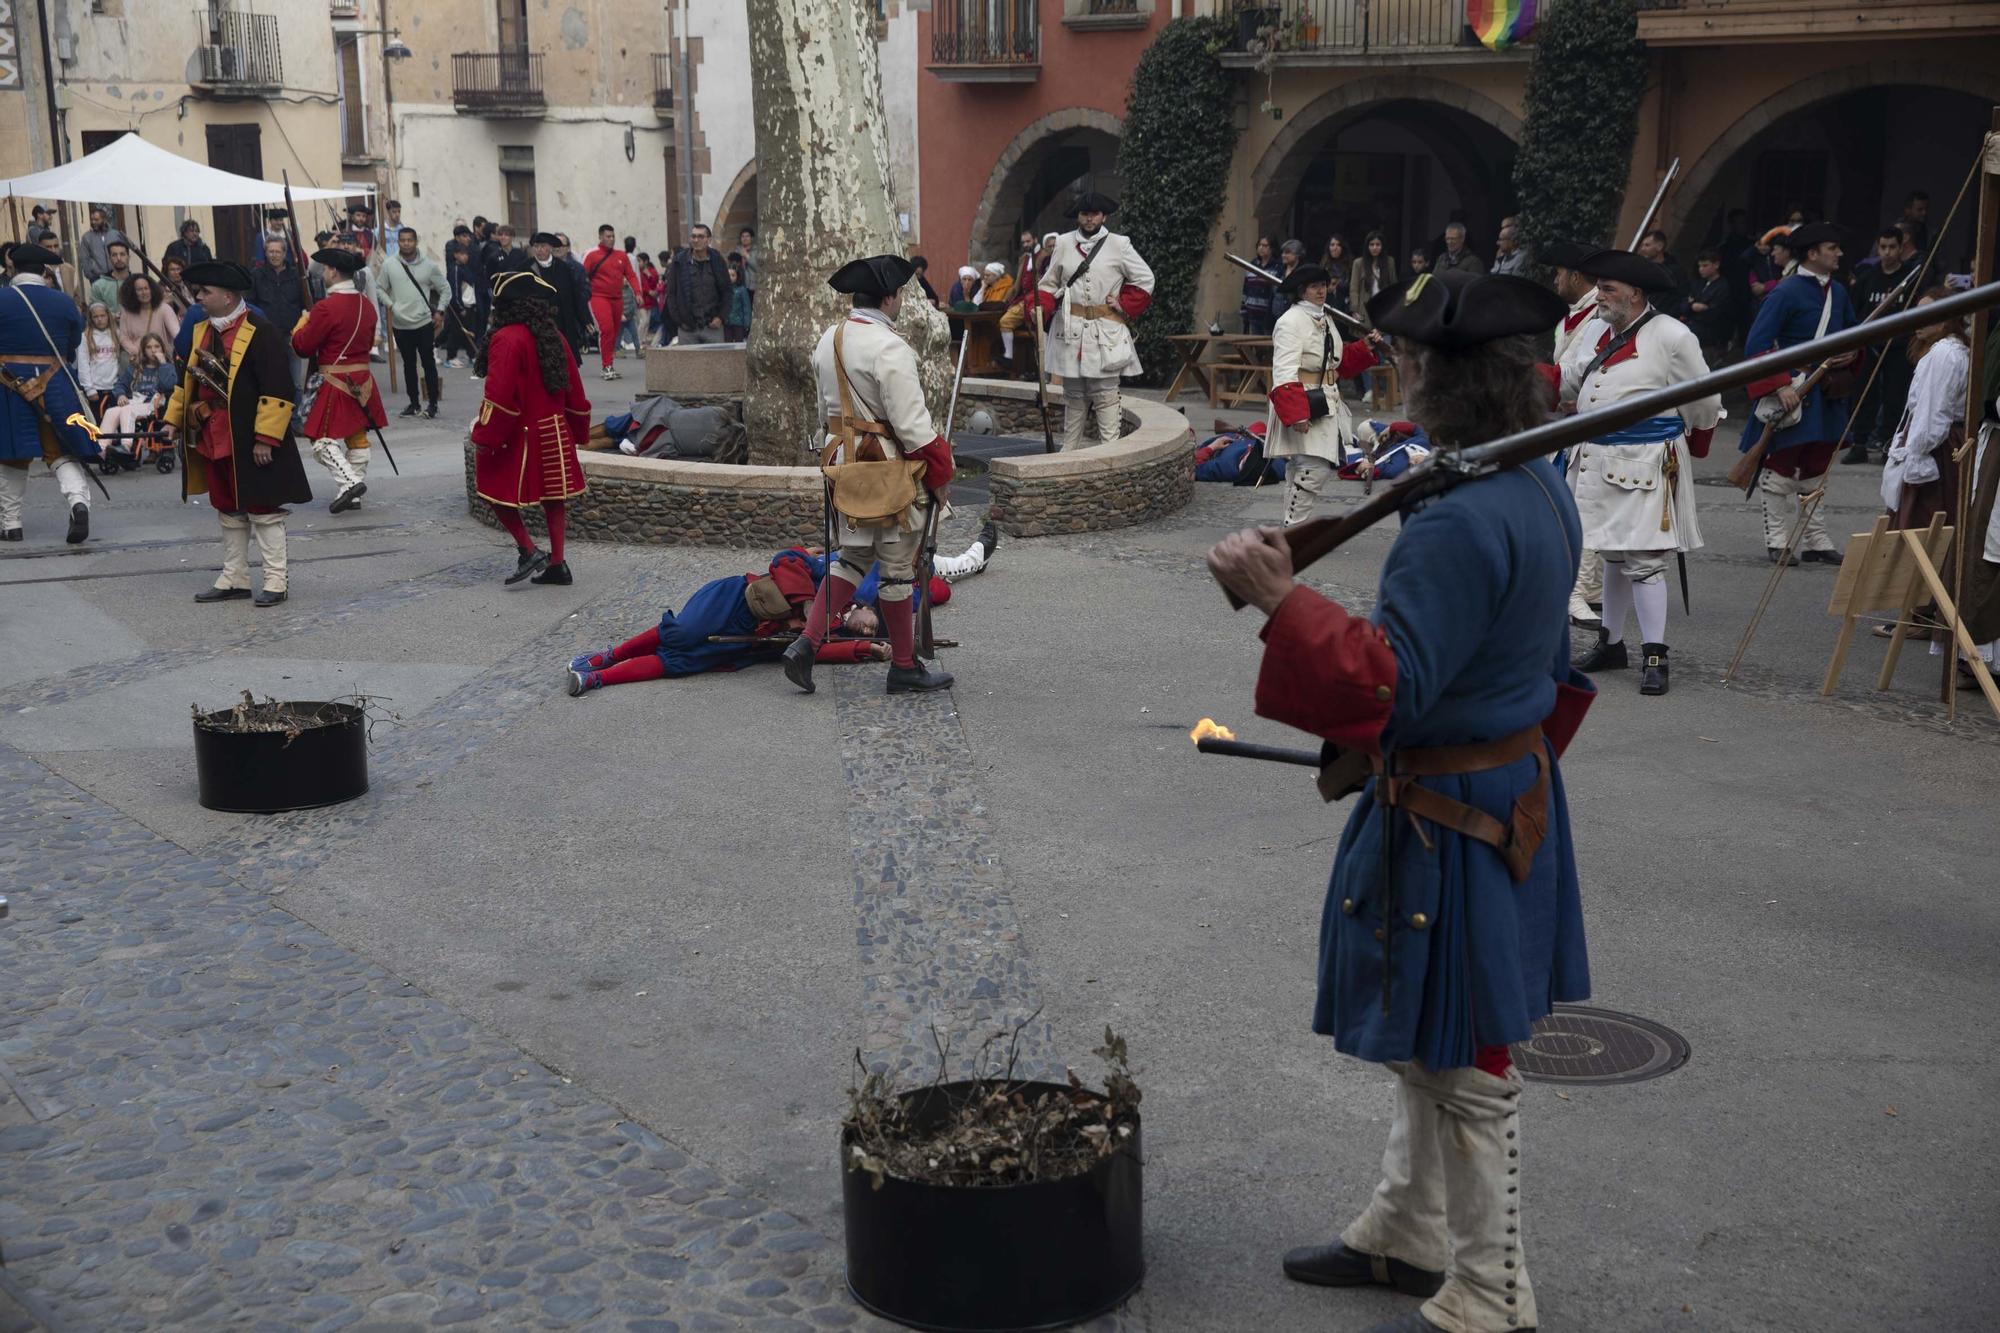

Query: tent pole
8 191 21 246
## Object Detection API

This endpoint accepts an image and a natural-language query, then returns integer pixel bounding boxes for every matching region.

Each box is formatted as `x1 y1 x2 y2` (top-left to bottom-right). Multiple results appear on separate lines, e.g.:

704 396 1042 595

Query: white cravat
209 302 248 332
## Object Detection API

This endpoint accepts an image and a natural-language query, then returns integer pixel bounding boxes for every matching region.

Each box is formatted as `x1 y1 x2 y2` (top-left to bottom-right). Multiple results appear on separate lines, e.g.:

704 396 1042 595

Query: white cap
983 262 1006 276
958 265 977 278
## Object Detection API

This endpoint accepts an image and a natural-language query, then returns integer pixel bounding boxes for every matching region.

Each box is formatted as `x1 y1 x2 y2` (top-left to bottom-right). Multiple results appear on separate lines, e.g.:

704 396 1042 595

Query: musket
1225 252 1371 333
710 633 958 649
1626 158 1680 249
1218 278 2000 608
0 367 113 501
281 171 315 314
1030 298 1057 453
1724 262 1923 495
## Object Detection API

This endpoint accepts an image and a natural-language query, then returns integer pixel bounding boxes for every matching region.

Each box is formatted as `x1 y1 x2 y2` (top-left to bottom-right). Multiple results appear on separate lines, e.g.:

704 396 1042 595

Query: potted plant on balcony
1290 2 1320 47
1234 0 1281 51
840 1027 1144 1331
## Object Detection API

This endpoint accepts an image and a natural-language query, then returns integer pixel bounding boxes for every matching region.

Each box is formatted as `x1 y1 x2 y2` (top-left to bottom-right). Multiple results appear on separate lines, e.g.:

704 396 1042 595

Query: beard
1079 221 1101 237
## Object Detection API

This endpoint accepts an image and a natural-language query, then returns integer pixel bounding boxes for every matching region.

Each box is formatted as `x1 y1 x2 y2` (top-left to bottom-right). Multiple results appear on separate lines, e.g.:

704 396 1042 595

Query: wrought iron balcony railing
930 0 1040 70
192 8 283 93
451 51 547 115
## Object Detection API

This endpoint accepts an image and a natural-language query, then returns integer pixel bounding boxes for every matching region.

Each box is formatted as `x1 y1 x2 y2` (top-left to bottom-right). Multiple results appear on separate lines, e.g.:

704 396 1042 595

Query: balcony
452 52 547 117
1635 0 2000 46
927 0 1040 82
651 52 675 114
190 8 284 98
1063 0 1148 33
1219 0 1535 67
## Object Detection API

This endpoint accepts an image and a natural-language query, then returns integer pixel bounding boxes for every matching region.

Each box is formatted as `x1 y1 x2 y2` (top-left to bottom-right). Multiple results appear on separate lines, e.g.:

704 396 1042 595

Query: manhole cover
1513 1005 1689 1086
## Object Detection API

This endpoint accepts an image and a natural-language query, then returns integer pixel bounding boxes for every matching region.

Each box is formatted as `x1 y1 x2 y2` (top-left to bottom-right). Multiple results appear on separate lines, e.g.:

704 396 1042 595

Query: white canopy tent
1 133 360 207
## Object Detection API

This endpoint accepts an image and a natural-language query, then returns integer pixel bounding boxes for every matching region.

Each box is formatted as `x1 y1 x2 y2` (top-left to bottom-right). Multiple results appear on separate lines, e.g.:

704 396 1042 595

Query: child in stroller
98 332 178 473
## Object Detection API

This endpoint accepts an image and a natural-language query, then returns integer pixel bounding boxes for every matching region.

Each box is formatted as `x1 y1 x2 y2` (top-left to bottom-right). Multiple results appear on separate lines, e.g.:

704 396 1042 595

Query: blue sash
1591 415 1684 446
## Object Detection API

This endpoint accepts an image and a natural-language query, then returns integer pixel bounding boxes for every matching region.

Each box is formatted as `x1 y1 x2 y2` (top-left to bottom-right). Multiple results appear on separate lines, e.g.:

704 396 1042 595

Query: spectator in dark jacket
507 231 589 361
1681 250 1733 365
164 219 213 270
664 223 732 345
251 237 310 392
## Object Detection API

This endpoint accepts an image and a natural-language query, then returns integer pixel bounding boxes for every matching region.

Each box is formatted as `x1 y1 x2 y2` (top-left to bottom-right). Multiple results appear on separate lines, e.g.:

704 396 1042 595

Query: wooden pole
1950 109 2000 719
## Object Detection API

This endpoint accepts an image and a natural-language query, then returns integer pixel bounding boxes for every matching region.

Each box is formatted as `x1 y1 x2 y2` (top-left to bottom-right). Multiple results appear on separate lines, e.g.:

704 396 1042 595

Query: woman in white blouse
1879 287 1968 530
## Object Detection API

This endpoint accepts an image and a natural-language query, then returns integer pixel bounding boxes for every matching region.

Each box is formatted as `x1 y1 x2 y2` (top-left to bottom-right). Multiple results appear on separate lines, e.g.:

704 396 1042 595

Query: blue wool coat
1258 461 1592 1069
0 281 98 462
650 549 824 675
1738 273 1855 457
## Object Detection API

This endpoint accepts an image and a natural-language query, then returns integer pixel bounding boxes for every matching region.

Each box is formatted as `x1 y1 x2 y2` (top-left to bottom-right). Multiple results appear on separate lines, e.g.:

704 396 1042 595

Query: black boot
1280 1241 1444 1298
1640 642 1670 696
0 528 22 542
529 560 572 585
424 399 440 420
66 503 89 545
505 546 549 585
978 519 1000 558
1766 547 1799 566
1574 629 1628 672
781 635 816 694
886 660 954 693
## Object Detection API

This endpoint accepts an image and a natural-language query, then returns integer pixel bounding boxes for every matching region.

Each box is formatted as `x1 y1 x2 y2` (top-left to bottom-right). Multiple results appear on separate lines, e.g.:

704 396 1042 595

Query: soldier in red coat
291 248 387 513
471 269 591 585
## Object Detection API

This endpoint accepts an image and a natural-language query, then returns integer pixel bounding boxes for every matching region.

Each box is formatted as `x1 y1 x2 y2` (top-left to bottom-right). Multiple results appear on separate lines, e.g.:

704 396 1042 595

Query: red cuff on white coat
1117 287 1152 321
1269 382 1311 428
911 437 955 491
1686 426 1714 459
1336 339 1376 380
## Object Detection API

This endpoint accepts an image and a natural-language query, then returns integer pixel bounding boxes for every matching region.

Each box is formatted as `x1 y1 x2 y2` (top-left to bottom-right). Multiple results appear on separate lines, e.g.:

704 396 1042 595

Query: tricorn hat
492 269 559 305
1785 222 1842 255
5 243 53 273
530 231 562 247
312 247 364 274
1280 263 1332 294
1368 270 1567 351
827 254 916 298
1574 248 1677 295
180 260 254 292
1540 240 1595 273
1068 191 1118 217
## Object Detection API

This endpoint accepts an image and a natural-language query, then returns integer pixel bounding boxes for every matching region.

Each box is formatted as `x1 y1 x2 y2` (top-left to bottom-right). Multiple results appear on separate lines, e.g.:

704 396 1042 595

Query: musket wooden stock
1219 278 2000 608
1725 364 1829 493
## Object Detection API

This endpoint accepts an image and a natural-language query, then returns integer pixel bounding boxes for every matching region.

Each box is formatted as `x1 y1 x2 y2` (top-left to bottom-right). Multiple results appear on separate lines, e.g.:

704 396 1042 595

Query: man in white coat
1264 264 1381 526
782 254 957 698
1564 249 1721 696
1543 241 1605 630
1033 192 1154 451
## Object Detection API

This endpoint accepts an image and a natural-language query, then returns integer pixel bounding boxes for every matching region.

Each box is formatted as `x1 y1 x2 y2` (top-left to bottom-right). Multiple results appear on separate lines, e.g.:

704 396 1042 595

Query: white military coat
1563 309 1720 554
1038 228 1153 380
813 308 938 535
1263 300 1356 462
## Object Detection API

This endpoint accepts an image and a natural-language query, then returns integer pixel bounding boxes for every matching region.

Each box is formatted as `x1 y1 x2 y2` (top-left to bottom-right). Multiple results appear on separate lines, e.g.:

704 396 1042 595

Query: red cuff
1542 670 1596 759
912 437 955 491
254 434 283 450
1117 286 1152 321
1686 425 1714 459
1033 290 1057 320
1270 382 1311 428
1254 586 1397 754
1336 339 1376 380
1533 362 1561 406
1744 369 1791 401
928 576 951 606
815 640 876 665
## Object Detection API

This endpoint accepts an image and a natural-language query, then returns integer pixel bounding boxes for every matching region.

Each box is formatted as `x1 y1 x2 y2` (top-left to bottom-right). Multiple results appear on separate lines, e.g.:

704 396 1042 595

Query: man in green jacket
375 227 452 419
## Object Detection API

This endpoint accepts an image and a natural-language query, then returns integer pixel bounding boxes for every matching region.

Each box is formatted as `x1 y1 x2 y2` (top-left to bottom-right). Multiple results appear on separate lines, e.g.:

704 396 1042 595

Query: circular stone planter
842 1080 1144 1332
192 701 369 814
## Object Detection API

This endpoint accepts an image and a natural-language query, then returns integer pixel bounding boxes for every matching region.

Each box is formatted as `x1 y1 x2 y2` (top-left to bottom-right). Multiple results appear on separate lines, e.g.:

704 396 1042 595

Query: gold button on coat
1374 685 1392 701
1410 913 1429 929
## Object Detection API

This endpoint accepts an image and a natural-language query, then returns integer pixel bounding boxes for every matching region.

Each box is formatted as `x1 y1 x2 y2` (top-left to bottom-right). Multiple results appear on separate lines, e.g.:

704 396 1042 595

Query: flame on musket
1190 717 1236 744
66 413 99 441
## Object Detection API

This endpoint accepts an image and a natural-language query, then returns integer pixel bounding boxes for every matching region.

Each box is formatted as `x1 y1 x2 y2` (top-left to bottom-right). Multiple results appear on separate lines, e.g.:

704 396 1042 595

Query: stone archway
1667 57 2000 248
713 158 758 241
966 107 1125 266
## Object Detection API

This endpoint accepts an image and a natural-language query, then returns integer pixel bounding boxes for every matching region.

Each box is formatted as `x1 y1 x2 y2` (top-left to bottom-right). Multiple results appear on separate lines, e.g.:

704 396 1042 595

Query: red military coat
291 289 387 440
471 323 591 508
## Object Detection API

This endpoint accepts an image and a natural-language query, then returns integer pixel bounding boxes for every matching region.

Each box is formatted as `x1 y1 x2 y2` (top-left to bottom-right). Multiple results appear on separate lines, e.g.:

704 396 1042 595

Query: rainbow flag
1467 0 1538 51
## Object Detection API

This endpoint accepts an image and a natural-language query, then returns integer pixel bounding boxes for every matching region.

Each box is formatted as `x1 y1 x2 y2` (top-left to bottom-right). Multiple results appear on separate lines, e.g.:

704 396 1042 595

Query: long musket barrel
1221 277 2000 608
1626 157 1680 249
1224 252 1370 332
1196 736 1322 767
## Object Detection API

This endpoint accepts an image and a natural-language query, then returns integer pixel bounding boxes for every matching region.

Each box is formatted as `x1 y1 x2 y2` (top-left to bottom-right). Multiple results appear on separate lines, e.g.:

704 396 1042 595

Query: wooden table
1164 333 1219 404
1208 335 1273 409
948 310 1008 377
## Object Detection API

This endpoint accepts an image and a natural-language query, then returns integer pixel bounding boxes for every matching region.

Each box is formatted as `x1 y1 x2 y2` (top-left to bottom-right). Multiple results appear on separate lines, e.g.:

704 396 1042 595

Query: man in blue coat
1737 222 1857 563
0 244 99 543
1209 270 1595 1333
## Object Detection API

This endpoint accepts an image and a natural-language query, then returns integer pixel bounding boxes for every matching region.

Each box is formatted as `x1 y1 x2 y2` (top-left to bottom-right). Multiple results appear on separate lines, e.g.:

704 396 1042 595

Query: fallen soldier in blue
564 523 998 695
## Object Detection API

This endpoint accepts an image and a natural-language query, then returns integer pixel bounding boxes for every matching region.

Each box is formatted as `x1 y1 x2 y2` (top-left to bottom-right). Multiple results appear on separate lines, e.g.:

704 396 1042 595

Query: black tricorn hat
181 260 254 292
6 243 53 273
491 269 558 305
1541 240 1595 273
827 254 916 298
1574 248 1677 294
1368 270 1567 351
312 247 364 274
530 231 562 247
1786 222 1843 255
1280 263 1332 294
1068 191 1118 217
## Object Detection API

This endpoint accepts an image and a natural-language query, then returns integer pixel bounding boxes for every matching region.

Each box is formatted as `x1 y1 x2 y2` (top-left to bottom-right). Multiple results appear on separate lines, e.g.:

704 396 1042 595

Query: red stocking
1474 1045 1514 1078
611 625 662 663
543 501 568 564
597 654 667 687
879 596 916 669
493 506 533 551
804 573 858 646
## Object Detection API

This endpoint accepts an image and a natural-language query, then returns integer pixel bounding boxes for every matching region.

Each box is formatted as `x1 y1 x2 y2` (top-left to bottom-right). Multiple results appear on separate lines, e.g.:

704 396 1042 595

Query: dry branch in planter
844 1026 1141 1191
191 692 401 746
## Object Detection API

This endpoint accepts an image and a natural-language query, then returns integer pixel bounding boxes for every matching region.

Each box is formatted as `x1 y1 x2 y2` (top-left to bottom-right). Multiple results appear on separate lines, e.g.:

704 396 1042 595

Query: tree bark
744 0 952 465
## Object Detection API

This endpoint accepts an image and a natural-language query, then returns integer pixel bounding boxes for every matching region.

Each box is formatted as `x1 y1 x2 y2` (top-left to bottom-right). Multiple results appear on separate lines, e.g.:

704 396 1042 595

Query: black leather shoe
1841 443 1871 465
330 481 367 514
979 519 1000 557
399 401 421 417
253 589 288 608
781 635 816 694
1640 642 1670 695
66 503 88 545
505 546 549 585
1280 1241 1444 1298
886 660 954 693
1 527 21 541
1767 547 1799 566
1801 549 1842 565
194 586 253 603
424 401 440 420
1574 630 1628 672
529 560 572 585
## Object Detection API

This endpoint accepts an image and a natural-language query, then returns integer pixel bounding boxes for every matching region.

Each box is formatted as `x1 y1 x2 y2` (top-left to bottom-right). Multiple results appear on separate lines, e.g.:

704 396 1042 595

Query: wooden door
204 122 264 264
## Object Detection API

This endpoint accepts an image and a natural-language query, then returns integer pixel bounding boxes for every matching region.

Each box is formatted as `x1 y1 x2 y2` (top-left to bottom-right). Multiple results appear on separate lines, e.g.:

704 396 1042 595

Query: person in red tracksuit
582 224 644 382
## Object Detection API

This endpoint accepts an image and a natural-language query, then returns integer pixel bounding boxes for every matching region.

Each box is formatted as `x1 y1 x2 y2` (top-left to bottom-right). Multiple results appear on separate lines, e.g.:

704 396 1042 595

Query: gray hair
1280 239 1306 258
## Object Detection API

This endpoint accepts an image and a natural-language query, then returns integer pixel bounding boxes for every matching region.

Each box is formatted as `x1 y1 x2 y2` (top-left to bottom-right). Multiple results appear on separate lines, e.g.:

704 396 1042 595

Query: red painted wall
916 1 1170 276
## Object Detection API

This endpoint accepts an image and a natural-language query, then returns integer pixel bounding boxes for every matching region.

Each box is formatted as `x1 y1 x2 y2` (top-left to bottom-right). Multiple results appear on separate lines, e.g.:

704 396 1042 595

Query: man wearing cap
1564 248 1720 696
159 261 314 606
1265 263 1380 526
292 247 388 514
1032 192 1154 451
0 243 99 543
1209 268 1591 1333
780 254 955 696
1737 222 1856 564
1543 241 1605 631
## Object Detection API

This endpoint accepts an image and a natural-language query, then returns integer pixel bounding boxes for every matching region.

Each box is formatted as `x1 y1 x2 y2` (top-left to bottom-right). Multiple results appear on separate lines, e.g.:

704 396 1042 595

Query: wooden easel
1822 514 2000 718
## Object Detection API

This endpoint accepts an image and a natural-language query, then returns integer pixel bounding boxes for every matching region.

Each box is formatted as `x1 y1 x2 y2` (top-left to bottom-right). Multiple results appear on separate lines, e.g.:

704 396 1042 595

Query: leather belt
1296 370 1327 387
1070 303 1127 325
828 416 891 437
321 362 371 374
1 355 60 366
1373 725 1549 883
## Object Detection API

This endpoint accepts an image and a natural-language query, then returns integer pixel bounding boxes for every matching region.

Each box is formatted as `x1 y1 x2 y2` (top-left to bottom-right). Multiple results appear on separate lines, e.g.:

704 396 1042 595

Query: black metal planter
842 1080 1144 1333
192 701 369 813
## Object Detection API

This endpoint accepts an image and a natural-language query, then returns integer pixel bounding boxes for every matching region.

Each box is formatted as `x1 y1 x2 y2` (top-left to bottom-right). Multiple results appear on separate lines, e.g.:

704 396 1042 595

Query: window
500 146 536 235
497 0 529 52
337 36 368 158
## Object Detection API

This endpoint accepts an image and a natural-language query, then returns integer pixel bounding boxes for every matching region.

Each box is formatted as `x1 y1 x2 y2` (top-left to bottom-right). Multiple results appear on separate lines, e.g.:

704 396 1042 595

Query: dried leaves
844 1024 1141 1192
191 692 398 747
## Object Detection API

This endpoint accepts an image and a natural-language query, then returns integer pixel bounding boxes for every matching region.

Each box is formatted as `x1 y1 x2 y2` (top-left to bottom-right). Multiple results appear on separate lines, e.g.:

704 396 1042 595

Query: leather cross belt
0 354 60 366
1373 724 1550 884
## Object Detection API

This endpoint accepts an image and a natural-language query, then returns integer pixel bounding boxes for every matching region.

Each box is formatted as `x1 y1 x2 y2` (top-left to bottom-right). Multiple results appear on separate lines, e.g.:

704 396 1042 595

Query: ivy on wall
1512 1 1649 260
1118 16 1241 382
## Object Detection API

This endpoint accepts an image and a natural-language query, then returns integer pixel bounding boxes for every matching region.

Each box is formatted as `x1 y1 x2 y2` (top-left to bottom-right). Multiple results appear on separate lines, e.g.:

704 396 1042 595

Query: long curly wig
476 296 571 395
1401 333 1548 450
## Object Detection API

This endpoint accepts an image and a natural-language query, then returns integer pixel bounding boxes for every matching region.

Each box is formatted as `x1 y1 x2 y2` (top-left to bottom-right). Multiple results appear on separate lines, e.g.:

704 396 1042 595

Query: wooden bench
1209 360 1271 408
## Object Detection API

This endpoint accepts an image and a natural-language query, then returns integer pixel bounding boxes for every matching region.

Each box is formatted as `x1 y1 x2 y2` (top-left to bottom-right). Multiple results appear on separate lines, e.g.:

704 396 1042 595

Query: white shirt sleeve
1903 342 1968 459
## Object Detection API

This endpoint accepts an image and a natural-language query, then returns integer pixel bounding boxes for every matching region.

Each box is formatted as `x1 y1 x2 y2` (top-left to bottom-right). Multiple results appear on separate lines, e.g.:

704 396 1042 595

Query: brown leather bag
819 323 924 529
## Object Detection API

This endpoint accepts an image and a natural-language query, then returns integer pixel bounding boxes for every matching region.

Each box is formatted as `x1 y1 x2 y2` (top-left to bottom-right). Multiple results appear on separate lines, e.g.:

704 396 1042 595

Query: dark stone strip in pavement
0 740 881 1332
